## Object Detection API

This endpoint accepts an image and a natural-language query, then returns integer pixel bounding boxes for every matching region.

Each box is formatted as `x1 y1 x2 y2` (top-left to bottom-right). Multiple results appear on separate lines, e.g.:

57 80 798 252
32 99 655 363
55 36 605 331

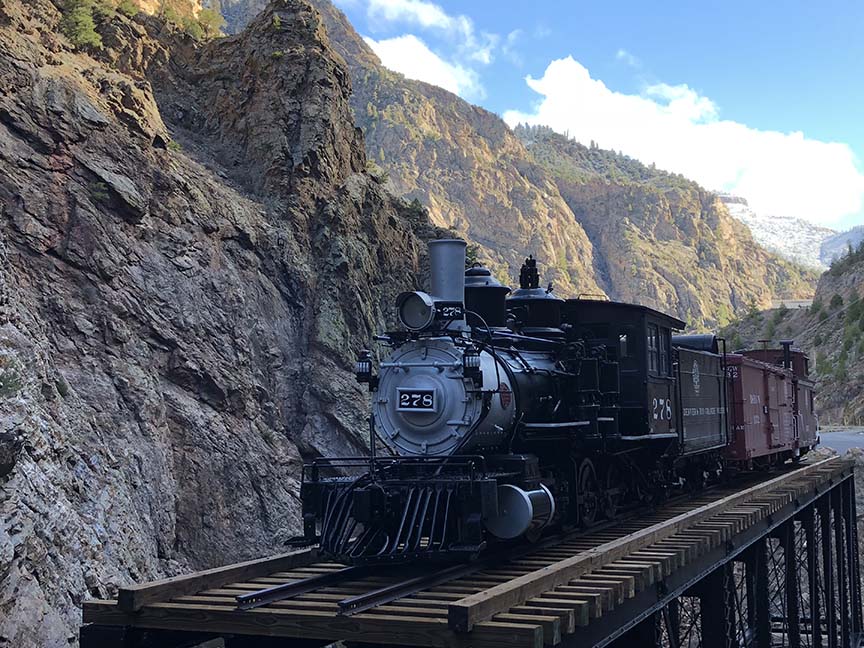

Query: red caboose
725 342 818 467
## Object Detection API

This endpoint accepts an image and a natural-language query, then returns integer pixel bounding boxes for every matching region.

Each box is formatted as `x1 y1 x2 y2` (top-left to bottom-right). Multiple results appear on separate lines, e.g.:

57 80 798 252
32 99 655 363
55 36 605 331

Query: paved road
818 428 864 454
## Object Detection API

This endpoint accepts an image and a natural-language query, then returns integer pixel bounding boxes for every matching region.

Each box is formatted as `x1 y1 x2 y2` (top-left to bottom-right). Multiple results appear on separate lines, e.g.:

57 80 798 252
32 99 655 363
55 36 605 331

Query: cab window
659 330 669 375
618 325 637 359
647 325 658 374
618 333 629 359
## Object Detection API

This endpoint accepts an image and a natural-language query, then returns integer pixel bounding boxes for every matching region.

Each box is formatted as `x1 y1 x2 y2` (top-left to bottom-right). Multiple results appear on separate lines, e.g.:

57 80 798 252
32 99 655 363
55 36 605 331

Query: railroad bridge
81 457 863 647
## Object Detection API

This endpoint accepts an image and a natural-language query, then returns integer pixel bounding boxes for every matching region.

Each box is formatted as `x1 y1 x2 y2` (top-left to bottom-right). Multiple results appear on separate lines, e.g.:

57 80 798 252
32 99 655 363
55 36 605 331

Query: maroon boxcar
725 344 818 467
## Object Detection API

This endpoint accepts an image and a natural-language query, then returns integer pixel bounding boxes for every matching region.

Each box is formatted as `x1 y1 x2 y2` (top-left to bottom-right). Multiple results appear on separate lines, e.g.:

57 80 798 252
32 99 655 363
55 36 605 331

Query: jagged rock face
822 225 864 267
553 178 814 326
719 194 835 271
0 0 441 645
211 0 268 33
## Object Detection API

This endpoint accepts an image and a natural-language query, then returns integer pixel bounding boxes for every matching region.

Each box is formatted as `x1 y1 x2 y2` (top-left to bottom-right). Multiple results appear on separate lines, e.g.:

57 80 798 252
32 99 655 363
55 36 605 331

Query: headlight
395 291 435 331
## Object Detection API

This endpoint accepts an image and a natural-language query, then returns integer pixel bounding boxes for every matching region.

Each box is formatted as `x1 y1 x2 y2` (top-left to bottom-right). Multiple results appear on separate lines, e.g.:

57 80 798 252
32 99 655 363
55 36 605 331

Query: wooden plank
649 543 690 565
629 551 678 574
82 600 543 648
692 523 734 542
669 533 712 553
448 457 841 631
549 587 607 614
612 560 663 582
512 605 576 634
579 575 632 600
568 580 623 605
115 548 318 612
599 565 653 590
496 613 560 645
525 597 593 625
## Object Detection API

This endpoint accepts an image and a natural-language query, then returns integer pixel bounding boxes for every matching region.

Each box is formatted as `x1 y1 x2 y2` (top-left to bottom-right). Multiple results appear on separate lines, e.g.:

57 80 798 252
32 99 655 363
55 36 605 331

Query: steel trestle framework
606 471 862 648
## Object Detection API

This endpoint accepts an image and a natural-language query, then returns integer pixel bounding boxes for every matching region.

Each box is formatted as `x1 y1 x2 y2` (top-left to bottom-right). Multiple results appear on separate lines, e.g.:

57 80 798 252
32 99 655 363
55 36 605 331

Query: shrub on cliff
0 358 22 398
182 15 204 39
117 0 138 17
197 8 225 38
60 0 103 49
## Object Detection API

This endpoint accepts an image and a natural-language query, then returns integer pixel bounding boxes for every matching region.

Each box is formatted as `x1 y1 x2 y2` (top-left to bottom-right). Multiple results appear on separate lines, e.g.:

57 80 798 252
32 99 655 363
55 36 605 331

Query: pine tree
61 0 102 49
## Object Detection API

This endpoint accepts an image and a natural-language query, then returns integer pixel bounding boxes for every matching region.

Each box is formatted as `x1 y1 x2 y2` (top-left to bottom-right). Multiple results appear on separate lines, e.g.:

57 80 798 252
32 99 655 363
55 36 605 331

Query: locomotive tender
300 239 818 564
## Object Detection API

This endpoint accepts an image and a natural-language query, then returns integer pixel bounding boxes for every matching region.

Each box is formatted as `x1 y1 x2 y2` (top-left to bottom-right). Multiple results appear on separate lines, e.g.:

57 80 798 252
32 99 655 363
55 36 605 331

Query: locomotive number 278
397 389 435 411
652 398 672 421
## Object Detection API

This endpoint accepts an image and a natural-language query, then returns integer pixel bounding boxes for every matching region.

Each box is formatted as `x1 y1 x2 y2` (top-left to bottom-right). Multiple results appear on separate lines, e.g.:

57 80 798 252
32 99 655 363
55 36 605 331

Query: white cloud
615 48 640 68
502 29 523 66
365 0 497 65
364 34 484 100
504 56 864 226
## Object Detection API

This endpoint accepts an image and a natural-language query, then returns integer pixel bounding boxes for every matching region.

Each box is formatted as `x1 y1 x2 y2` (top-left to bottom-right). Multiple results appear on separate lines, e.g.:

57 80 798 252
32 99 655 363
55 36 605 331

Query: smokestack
428 239 467 330
780 340 793 370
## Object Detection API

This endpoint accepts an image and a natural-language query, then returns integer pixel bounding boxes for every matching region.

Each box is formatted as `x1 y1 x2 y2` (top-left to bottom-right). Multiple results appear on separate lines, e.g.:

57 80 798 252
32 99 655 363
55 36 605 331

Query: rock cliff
0 0 442 644
718 194 835 271
307 0 604 298
821 225 864 267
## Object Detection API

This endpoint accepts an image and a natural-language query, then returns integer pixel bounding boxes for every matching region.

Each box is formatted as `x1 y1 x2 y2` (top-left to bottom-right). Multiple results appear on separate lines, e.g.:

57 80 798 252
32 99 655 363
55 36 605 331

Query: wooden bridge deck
81 457 851 648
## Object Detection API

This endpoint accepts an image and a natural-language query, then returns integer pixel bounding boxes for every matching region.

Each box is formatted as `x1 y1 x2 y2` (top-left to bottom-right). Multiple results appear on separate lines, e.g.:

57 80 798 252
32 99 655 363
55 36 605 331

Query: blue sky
336 0 864 230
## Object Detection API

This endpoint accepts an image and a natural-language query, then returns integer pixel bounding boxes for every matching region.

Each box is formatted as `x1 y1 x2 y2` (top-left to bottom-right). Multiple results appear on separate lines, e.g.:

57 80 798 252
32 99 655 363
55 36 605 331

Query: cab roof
563 298 686 331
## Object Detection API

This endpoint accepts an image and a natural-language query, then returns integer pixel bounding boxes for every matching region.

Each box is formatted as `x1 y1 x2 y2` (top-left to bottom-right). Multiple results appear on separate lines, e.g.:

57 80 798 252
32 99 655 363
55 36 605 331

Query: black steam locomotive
299 239 811 565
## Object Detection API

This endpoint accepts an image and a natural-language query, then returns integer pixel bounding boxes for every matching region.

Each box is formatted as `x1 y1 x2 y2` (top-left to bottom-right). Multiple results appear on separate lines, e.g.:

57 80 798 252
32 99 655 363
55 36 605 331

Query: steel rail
234 565 370 610
235 462 813 615
237 503 639 613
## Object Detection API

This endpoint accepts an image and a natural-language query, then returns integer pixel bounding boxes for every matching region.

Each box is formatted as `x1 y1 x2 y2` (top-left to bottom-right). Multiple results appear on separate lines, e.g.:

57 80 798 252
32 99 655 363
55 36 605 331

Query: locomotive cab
561 299 685 445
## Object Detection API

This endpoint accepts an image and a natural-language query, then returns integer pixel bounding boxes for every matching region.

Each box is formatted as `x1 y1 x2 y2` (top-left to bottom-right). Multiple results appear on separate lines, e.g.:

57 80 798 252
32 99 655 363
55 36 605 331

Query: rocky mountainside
721 243 864 425
163 0 817 327
305 0 605 300
515 126 816 326
302 1 815 328
718 194 835 270
208 0 267 32
0 0 444 644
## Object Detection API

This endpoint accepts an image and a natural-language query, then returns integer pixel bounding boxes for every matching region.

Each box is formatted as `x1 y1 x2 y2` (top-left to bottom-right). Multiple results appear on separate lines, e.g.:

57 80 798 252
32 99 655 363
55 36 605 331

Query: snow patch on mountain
719 194 835 270
821 226 864 266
